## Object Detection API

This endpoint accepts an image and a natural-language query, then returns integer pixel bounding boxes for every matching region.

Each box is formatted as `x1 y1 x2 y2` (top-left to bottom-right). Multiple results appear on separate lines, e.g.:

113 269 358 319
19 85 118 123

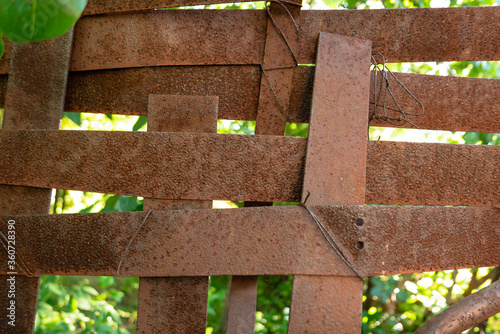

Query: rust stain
3 67 496 133
288 33 372 334
0 131 498 206
0 31 74 334
1 7 497 74
0 205 497 277
137 95 217 333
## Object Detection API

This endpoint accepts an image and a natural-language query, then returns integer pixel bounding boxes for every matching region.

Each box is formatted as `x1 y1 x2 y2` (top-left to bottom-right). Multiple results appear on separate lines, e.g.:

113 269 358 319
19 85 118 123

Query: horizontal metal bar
1 7 498 74
0 205 497 277
0 130 498 206
366 141 500 207
0 130 306 202
1 69 498 133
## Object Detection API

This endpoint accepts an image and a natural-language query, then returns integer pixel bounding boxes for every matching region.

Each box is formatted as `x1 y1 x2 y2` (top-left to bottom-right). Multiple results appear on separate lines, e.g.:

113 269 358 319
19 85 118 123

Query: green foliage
36 275 138 333
206 276 231 333
64 112 82 127
132 116 147 131
255 276 293 333
463 132 500 145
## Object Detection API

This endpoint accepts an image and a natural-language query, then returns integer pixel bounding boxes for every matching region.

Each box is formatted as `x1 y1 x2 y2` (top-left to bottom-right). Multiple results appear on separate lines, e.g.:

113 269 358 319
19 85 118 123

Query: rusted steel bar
3 67 497 133
366 72 500 133
226 276 259 334
1 7 498 74
254 0 301 135
415 280 500 334
0 31 74 334
365 141 500 207
0 205 498 277
226 2 302 331
288 33 371 333
0 130 498 206
0 130 306 202
299 33 371 207
299 7 499 64
137 95 217 333
290 276 363 333
70 10 266 72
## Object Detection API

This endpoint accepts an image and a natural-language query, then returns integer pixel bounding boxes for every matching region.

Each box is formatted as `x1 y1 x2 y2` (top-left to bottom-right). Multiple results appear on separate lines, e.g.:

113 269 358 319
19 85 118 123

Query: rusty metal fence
0 1 499 333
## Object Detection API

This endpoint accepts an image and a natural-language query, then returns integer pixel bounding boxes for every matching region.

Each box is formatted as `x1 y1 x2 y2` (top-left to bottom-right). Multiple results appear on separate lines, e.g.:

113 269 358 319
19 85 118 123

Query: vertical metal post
226 2 302 333
0 31 74 334
136 95 218 333
287 33 372 333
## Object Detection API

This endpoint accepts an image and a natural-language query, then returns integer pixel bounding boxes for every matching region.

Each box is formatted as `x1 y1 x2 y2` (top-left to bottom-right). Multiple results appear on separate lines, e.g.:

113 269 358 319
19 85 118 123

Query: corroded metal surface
289 33 371 334
226 3 302 331
0 276 41 334
366 141 500 207
298 6 500 63
0 131 498 206
415 280 500 334
300 33 371 206
0 130 306 202
2 32 73 130
146 94 218 133
226 276 259 334
0 205 497 277
0 32 73 334
58 69 500 133
2 7 497 74
255 0 301 135
137 276 209 334
367 71 500 133
65 66 261 122
290 276 363 334
1 69 498 133
137 95 217 333
70 10 266 71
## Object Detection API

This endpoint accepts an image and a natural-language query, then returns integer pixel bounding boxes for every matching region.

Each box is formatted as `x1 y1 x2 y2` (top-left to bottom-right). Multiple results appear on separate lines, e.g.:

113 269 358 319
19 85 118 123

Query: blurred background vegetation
0 0 498 332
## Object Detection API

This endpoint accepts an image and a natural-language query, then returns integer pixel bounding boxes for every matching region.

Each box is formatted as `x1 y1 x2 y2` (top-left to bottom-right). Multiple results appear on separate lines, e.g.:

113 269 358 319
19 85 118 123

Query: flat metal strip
226 276 259 334
0 131 498 206
2 66 496 133
254 0 301 135
226 2 302 332
137 95 217 333
288 33 372 333
0 31 74 334
290 276 363 333
0 205 497 277
1 7 498 74
0 130 306 202
365 141 500 207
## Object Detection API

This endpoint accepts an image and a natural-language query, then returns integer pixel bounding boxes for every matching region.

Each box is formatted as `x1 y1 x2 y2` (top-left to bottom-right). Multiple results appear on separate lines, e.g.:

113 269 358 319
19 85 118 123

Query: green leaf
0 0 87 44
82 286 99 296
63 112 82 126
132 116 147 131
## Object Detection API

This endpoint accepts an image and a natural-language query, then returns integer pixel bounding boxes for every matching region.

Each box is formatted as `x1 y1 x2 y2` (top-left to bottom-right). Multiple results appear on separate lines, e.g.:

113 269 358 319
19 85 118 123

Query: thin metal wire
259 0 301 123
116 210 154 278
0 229 37 277
300 192 364 280
370 52 425 129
